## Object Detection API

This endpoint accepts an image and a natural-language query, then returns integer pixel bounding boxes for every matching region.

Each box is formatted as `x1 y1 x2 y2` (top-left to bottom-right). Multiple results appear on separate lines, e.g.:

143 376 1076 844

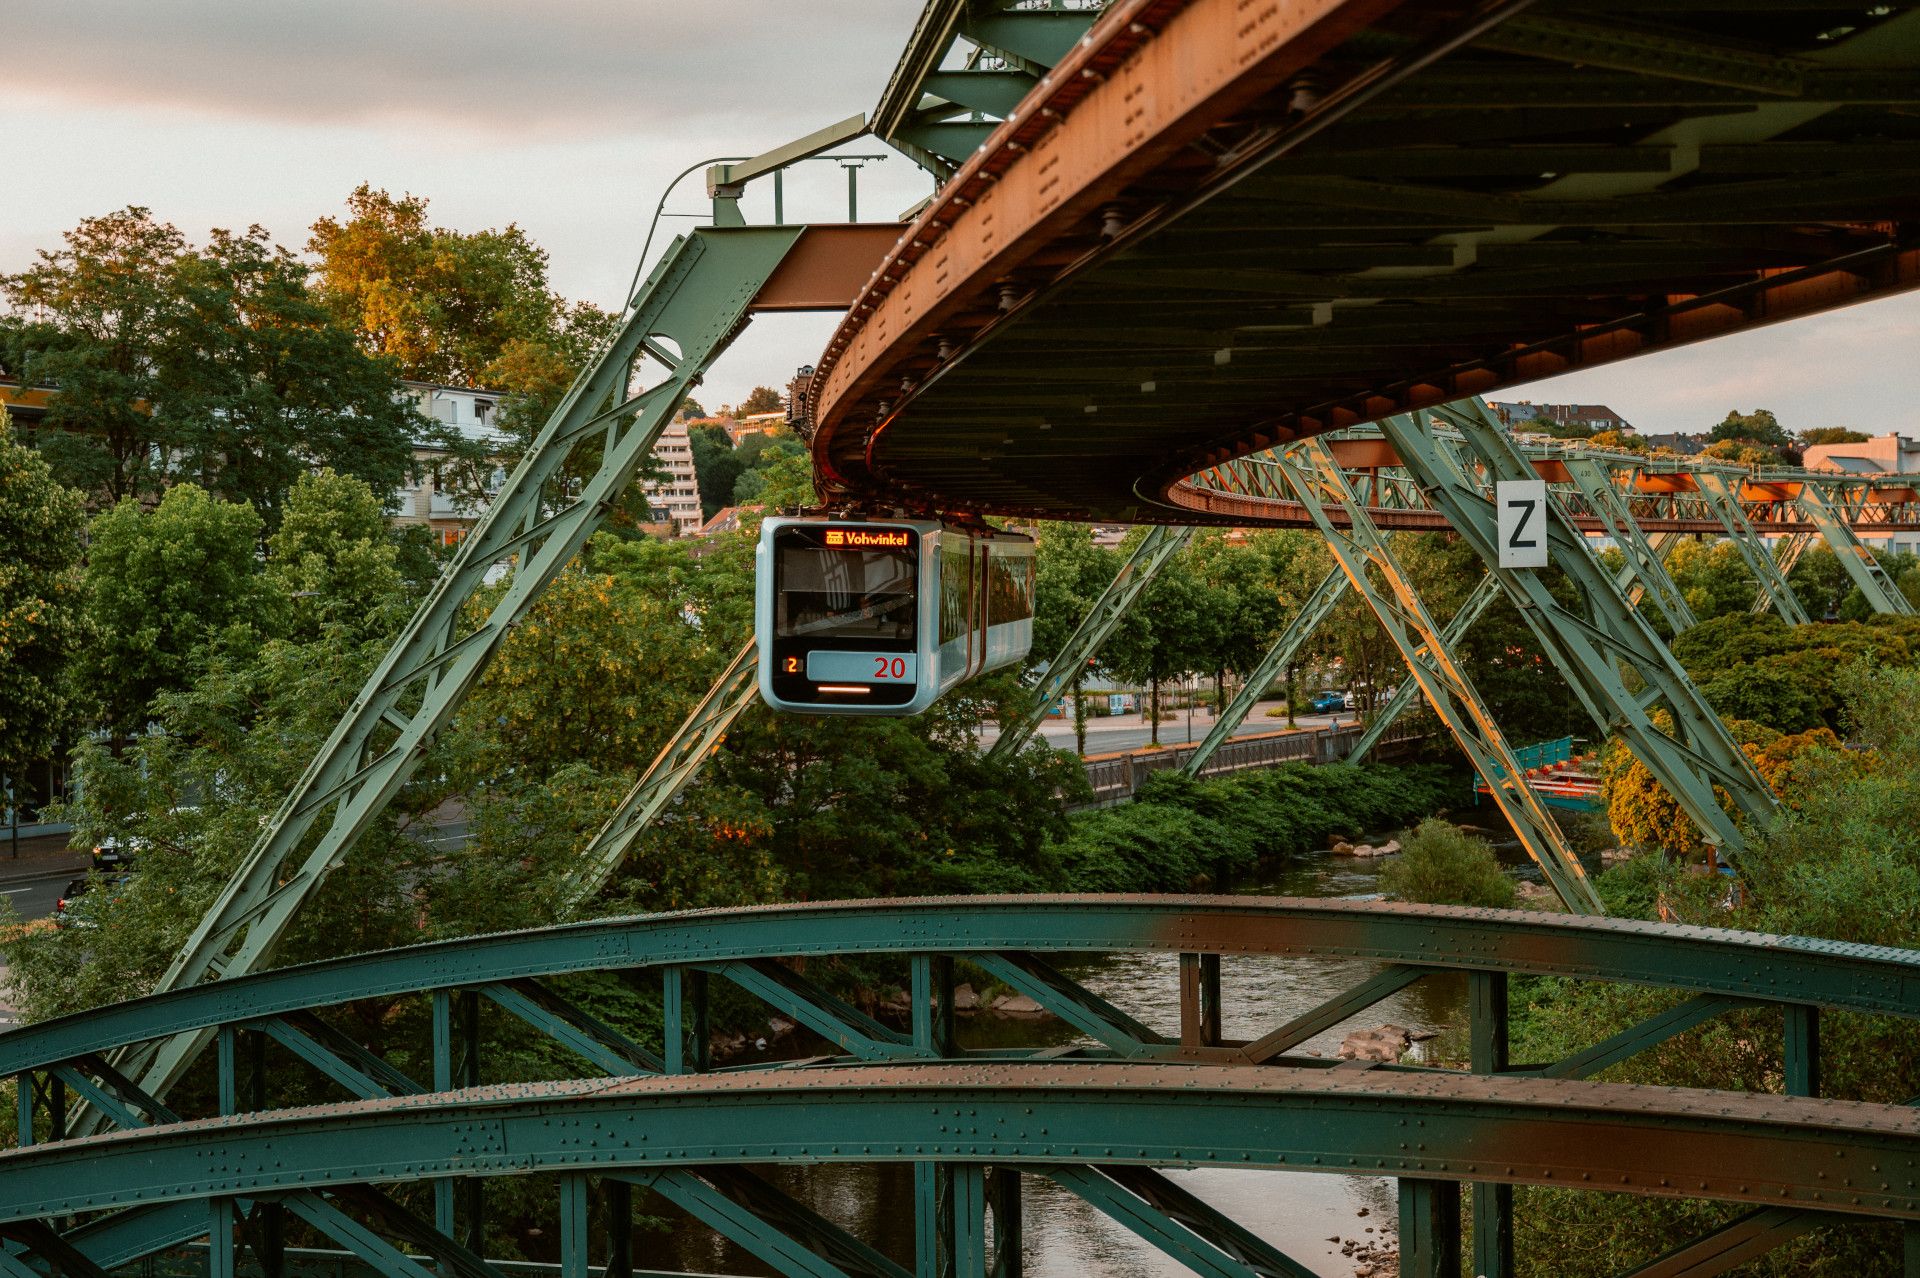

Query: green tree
80 485 268 734
1588 429 1647 453
0 410 87 815
1029 523 1120 754
1799 426 1870 447
266 470 410 643
1378 818 1516 908
688 424 741 521
1103 531 1209 746
0 207 186 502
308 185 557 386
156 226 423 522
1186 532 1288 717
735 385 783 416
1707 408 1790 450
1665 538 1758 619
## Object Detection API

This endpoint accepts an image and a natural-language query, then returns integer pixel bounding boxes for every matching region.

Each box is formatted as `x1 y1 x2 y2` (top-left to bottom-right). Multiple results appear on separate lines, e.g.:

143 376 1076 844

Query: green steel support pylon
107 226 810 1123
560 640 762 914
1563 458 1696 634
987 526 1192 763
1615 530 1681 611
1751 533 1804 617
1795 485 1915 615
1347 571 1500 765
1696 472 1813 625
1403 402 1776 861
1273 441 1604 914
1182 567 1348 776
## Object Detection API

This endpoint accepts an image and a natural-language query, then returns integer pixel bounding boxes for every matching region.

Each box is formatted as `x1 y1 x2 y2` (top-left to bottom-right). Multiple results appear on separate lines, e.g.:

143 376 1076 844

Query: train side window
940 541 970 644
987 549 1035 624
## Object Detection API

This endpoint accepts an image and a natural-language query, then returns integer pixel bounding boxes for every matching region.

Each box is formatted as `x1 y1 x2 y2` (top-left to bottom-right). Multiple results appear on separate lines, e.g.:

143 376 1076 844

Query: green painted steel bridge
7 898 1920 1278
11 0 1920 1275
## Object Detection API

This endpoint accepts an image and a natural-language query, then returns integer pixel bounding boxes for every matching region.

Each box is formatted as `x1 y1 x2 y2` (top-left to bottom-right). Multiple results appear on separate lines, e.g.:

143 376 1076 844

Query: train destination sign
823 527 911 549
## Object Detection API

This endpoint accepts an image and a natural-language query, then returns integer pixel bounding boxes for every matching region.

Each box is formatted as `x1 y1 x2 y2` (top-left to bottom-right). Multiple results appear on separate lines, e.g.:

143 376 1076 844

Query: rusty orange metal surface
750 225 905 313
810 0 1404 495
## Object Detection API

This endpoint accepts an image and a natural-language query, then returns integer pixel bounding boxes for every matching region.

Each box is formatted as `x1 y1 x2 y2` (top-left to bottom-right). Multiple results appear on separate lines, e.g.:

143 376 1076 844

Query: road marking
0 888 28 896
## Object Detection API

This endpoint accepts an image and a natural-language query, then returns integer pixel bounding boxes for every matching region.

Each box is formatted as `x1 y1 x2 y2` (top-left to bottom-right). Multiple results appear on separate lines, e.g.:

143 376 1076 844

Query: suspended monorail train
755 516 1035 714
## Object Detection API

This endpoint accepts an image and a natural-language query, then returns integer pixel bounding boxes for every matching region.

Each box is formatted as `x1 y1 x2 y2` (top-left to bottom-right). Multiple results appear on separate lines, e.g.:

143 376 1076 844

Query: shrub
1048 762 1457 893
1377 818 1515 908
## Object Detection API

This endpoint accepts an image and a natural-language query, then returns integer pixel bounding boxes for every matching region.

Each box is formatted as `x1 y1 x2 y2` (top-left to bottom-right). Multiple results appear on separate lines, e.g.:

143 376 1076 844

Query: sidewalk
0 833 89 885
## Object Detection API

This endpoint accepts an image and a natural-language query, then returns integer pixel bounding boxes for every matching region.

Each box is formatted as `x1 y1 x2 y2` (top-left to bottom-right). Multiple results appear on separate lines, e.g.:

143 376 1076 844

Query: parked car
53 874 132 930
91 833 144 871
1342 690 1357 711
1308 690 1347 713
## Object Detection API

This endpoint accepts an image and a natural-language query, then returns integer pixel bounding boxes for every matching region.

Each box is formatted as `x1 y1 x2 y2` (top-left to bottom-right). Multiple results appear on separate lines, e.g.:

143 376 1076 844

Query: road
0 868 79 921
976 699 1355 757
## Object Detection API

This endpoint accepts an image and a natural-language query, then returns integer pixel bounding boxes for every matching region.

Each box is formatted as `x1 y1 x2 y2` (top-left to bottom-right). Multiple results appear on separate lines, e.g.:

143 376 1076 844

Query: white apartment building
390 383 511 545
644 417 704 537
390 385 704 542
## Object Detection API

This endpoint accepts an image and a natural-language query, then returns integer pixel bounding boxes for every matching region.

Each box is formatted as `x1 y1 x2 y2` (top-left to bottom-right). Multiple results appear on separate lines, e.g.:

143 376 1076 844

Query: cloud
0 0 920 137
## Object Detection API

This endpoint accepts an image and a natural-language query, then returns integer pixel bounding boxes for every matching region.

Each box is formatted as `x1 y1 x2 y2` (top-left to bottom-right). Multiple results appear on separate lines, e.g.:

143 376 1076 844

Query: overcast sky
4 0 1916 433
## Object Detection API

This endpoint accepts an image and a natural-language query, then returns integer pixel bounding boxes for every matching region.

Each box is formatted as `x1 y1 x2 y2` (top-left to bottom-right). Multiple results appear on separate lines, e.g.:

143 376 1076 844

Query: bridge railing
5 896 1918 1278
1077 719 1424 806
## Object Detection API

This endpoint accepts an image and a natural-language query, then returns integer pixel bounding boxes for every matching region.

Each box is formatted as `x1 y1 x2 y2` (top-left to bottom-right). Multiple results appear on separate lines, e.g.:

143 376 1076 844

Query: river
650 825 1539 1277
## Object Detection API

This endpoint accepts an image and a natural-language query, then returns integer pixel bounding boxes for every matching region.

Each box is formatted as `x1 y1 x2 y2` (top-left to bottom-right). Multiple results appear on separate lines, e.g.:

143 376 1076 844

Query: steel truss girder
617 1167 908 1278
1794 485 1916 616
18 897 1920 1085
1272 439 1604 913
562 640 762 913
1039 1163 1318 1278
1563 457 1697 633
1618 530 1681 610
9 1063 1920 1225
107 226 808 1130
988 526 1192 763
9 894 1920 1277
1695 472 1814 625
1182 567 1348 777
1347 571 1499 765
1396 402 1778 858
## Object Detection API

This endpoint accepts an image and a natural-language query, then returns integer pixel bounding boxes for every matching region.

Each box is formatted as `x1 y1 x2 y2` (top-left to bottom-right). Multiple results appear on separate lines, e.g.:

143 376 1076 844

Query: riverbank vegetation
1511 662 1920 1275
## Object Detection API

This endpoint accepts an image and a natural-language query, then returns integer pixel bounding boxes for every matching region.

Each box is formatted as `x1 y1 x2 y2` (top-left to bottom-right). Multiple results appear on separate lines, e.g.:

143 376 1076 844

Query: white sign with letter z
1496 479 1550 569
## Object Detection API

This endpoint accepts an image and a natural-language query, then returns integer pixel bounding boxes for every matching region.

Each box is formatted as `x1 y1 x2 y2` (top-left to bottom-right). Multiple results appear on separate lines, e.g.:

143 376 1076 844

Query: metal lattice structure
1383 404 1779 866
560 640 762 913
987 526 1192 764
6 897 1920 1278
1272 438 1603 913
1182 567 1348 777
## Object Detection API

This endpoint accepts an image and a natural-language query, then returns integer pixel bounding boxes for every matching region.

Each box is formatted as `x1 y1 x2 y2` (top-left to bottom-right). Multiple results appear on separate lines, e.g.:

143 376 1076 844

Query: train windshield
774 535 918 643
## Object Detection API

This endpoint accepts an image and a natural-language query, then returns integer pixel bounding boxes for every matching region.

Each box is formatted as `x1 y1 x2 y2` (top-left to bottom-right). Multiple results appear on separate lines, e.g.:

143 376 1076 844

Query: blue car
1308 690 1347 713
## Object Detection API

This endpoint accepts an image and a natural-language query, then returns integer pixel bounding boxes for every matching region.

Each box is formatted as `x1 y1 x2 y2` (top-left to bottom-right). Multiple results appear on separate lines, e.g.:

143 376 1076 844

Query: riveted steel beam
1039 1164 1318 1278
561 640 761 914
17 897 1920 1089
1184 567 1349 776
479 979 662 1076
1401 402 1777 861
989 526 1193 762
7 1065 1920 1225
968 952 1167 1057
1272 438 1604 913
620 1167 908 1278
1697 472 1813 624
1563 458 1696 633
1794 485 1915 615
704 959 923 1062
1347 571 1499 765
